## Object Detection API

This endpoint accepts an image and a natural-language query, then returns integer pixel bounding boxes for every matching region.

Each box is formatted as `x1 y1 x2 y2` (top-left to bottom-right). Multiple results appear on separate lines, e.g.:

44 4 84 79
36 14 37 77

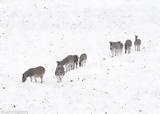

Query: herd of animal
55 53 87 82
109 35 141 57
22 53 87 83
22 35 141 83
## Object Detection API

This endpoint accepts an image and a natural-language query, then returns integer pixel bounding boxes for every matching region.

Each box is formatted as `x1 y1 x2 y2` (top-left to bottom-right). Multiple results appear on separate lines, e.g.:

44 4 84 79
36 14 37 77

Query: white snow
1 0 160 114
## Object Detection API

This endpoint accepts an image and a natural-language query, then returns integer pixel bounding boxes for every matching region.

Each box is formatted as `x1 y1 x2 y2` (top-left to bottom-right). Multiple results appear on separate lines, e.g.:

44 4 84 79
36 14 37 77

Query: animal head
56 61 60 65
56 61 64 68
57 61 64 66
22 73 27 82
109 42 115 50
135 35 138 39
55 63 64 74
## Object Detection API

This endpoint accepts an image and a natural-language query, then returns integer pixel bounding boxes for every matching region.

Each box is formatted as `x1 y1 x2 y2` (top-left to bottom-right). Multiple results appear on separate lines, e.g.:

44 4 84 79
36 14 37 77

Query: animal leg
70 63 73 70
67 64 70 71
60 75 64 82
115 49 118 56
34 77 37 83
136 46 138 51
125 48 127 54
71 63 73 70
114 49 116 56
76 62 78 68
83 61 86 66
30 77 33 82
73 63 75 69
111 50 114 57
129 48 131 53
69 64 71 70
40 76 43 83
120 49 123 55
118 49 120 55
57 76 61 83
138 46 140 51
65 65 68 72
81 61 83 67
73 63 76 69
68 64 71 71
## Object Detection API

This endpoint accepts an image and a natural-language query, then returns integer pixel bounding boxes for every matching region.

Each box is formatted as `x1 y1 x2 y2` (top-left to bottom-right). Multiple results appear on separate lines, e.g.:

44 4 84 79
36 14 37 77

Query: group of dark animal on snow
22 53 87 83
22 35 141 83
109 35 141 57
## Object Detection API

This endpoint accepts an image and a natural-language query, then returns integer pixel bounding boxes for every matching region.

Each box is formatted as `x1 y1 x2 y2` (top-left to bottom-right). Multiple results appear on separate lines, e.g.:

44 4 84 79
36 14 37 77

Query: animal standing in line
125 40 132 54
109 41 123 57
79 53 87 67
134 35 141 51
73 55 78 68
116 41 123 56
55 61 65 82
109 41 116 57
57 55 78 72
22 66 45 83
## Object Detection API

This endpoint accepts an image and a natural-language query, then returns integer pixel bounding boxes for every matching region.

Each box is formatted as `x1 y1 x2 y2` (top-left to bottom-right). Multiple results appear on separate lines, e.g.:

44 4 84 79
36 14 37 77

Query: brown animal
57 55 77 72
55 62 65 82
73 55 78 68
134 35 141 51
109 41 123 57
79 53 87 67
125 40 132 54
22 66 45 83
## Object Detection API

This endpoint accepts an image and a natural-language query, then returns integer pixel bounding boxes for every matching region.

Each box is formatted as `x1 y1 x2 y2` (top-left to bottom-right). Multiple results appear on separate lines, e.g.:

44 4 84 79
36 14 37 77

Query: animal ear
56 61 60 64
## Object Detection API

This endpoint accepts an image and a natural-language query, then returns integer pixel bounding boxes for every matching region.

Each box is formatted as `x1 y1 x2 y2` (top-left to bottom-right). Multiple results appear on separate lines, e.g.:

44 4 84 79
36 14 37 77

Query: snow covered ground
1 0 160 114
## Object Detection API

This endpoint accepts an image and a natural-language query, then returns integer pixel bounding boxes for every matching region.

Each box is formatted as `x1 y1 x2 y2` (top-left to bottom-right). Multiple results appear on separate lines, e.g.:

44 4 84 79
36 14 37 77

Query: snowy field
1 0 160 114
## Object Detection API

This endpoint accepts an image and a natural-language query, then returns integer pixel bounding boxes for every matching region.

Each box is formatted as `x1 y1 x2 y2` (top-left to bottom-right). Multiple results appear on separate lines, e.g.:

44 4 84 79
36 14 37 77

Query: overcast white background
0 0 160 114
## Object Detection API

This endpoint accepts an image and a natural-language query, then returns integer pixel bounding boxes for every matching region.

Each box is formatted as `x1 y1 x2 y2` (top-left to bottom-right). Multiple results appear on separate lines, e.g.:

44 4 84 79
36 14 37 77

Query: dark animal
73 55 78 68
134 35 141 51
125 40 132 54
57 55 78 72
110 41 117 57
55 61 65 82
109 41 123 57
22 66 45 83
79 53 87 67
116 41 123 55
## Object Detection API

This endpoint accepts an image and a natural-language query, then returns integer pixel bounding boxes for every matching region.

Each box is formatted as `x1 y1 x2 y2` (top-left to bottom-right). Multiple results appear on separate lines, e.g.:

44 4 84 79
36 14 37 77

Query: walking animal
79 53 87 67
57 55 77 72
22 66 45 83
125 40 132 54
134 35 141 51
55 61 65 82
73 55 78 68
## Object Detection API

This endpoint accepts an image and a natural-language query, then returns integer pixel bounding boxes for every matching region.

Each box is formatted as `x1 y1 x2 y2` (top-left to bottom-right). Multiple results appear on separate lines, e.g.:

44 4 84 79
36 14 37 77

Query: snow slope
1 0 160 114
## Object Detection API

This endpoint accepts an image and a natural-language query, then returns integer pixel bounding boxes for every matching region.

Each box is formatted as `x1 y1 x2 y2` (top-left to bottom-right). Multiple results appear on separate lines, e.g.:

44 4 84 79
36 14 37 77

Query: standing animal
22 66 45 83
125 40 132 54
116 41 123 55
134 35 141 51
79 53 87 67
109 41 123 57
73 55 78 68
55 61 65 82
109 41 117 57
57 55 75 72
